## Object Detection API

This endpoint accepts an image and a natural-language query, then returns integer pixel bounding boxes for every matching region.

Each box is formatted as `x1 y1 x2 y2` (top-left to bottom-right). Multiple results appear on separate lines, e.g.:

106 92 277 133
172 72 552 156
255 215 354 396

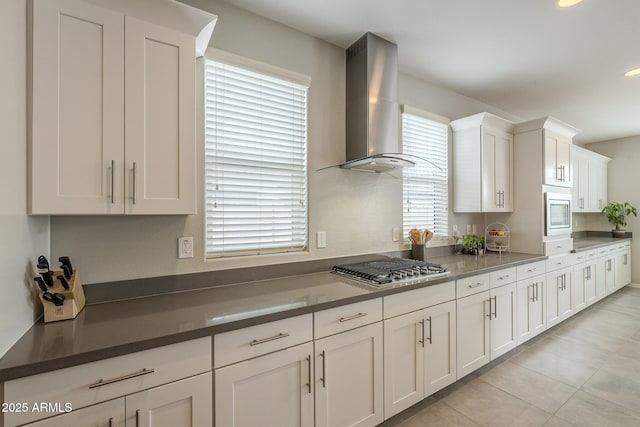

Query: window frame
203 49 311 258
401 105 450 246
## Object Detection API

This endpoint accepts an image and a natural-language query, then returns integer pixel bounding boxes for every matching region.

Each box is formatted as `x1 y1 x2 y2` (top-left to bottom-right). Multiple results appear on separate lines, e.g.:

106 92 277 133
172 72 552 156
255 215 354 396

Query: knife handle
41 271 54 287
57 275 70 290
61 264 72 280
34 277 47 292
59 256 73 274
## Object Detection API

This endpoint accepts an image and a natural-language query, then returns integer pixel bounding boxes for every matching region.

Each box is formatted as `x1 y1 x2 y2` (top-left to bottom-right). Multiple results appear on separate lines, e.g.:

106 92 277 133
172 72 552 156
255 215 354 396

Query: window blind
402 111 449 241
204 58 309 257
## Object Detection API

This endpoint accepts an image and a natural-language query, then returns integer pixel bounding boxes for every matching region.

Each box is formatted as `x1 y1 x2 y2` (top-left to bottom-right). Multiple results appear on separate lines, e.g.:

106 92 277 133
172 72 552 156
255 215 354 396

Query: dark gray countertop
572 236 632 252
0 251 546 382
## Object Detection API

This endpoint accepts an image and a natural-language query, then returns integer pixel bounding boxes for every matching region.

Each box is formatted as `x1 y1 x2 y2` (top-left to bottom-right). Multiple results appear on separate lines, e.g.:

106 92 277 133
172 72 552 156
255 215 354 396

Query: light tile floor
380 286 640 427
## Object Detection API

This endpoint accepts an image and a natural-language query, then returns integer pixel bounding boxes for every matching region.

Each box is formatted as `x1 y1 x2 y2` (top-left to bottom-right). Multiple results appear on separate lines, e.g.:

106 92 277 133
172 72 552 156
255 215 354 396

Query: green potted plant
601 202 637 238
457 234 485 255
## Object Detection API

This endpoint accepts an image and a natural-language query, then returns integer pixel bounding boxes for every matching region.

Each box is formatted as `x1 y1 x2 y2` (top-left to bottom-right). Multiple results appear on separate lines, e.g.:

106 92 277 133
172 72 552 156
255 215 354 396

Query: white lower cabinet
456 290 490 378
489 283 518 360
126 373 212 427
23 399 124 427
546 267 573 328
383 300 456 419
516 275 546 345
615 248 631 289
315 323 383 427
215 342 314 427
600 255 616 295
4 338 212 427
573 261 597 311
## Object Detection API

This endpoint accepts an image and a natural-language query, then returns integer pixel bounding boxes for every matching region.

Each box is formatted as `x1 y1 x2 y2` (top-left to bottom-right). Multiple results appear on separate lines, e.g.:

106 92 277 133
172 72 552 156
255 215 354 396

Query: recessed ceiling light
624 68 640 77
558 0 584 7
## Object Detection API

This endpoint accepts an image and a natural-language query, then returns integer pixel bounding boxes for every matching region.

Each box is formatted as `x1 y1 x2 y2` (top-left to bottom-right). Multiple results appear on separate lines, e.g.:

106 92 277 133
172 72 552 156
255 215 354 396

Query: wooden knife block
35 270 86 323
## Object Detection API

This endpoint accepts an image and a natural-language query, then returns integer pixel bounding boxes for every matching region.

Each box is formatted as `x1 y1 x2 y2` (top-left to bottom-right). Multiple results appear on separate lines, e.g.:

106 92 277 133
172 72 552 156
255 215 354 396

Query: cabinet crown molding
514 116 581 138
450 112 515 133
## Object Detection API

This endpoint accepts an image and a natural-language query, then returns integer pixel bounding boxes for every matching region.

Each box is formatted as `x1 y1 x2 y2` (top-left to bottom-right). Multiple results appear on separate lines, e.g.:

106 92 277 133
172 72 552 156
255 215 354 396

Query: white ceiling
221 0 640 143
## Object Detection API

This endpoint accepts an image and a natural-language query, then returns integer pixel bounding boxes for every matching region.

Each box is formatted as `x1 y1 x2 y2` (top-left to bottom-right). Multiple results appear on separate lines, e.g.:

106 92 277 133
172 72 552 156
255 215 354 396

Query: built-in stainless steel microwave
545 192 572 236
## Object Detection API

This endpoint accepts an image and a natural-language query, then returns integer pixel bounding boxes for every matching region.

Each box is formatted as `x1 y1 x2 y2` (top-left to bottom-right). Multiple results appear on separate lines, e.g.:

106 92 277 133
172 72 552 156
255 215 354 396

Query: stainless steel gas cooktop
332 257 449 287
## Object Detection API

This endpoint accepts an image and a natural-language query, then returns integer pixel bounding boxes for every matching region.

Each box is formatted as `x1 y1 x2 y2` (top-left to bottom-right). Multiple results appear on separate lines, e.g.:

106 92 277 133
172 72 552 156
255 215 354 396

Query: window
204 51 310 258
402 106 449 242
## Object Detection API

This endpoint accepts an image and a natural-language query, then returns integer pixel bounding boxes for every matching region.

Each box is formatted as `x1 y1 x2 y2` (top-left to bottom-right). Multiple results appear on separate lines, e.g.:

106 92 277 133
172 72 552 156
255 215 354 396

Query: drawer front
215 314 312 368
546 254 573 272
4 337 211 426
314 298 382 339
573 250 597 264
490 267 517 288
383 281 455 319
456 273 491 298
517 260 546 281
544 238 573 256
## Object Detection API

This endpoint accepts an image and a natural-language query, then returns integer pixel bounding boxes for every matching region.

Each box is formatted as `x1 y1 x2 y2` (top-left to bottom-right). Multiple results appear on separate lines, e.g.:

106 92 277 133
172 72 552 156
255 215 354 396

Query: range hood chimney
341 32 413 172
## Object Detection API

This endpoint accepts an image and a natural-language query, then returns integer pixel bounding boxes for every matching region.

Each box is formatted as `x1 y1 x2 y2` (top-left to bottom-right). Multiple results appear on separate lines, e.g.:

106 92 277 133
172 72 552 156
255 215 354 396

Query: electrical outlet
392 227 400 242
317 231 327 249
466 224 472 235
452 225 459 237
178 237 193 259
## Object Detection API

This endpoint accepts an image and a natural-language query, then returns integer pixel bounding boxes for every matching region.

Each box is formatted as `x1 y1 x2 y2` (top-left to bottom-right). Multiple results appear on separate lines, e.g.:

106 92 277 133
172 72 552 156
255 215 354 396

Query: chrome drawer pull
306 355 312 394
250 332 290 346
527 267 537 272
339 312 367 322
467 282 485 289
89 368 155 389
499 275 511 280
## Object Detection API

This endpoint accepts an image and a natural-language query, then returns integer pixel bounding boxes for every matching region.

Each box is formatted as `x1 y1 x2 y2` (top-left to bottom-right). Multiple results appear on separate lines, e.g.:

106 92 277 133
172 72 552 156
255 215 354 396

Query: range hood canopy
339 32 413 173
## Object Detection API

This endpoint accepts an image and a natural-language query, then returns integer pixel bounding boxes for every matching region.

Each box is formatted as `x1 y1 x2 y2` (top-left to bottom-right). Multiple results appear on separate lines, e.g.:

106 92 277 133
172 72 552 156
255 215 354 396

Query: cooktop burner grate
332 257 448 287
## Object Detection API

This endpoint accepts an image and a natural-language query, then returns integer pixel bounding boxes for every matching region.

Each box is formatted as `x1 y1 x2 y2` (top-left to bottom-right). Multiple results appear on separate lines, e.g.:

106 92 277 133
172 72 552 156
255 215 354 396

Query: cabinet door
490 283 517 360
615 250 631 289
124 17 196 214
516 277 545 345
572 263 588 312
604 256 616 294
215 343 314 427
595 257 608 299
456 291 490 379
544 131 572 187
589 159 607 212
481 128 513 212
572 151 589 212
546 268 572 327
423 300 457 396
23 399 124 427
315 323 383 427
383 311 424 419
584 263 597 306
126 372 212 427
30 0 125 214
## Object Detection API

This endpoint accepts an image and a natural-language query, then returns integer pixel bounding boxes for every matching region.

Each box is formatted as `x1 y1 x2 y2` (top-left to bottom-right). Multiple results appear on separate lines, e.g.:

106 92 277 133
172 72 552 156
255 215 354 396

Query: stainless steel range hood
340 32 413 173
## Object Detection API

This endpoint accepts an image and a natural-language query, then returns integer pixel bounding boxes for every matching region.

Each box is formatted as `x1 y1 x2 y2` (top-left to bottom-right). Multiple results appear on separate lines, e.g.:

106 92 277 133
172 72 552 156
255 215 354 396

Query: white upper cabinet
452 113 514 213
29 0 216 215
513 116 580 190
571 145 611 213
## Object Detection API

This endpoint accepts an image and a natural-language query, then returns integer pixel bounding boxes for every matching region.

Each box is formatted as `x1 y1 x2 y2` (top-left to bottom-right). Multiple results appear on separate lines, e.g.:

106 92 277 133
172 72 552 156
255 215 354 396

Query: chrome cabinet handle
250 332 290 346
486 298 492 320
135 410 139 427
418 320 425 347
535 282 539 302
468 282 485 289
306 355 311 394
132 162 137 204
426 316 432 345
89 368 155 389
527 267 537 273
499 274 511 280
530 284 536 302
339 312 367 322
320 351 326 388
493 296 497 318
109 418 113 427
110 160 115 204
